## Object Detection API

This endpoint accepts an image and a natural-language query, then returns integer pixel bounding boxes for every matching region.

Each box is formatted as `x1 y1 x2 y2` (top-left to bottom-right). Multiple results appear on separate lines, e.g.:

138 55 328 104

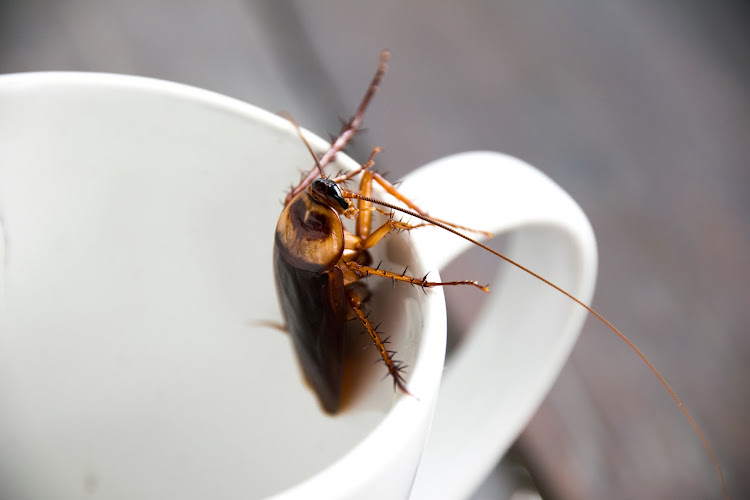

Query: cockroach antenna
281 112 327 178
342 190 729 499
273 50 727 498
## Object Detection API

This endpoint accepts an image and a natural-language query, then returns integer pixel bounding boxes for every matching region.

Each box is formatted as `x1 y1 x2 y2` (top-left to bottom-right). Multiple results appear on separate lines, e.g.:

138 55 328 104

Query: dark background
2 1 747 498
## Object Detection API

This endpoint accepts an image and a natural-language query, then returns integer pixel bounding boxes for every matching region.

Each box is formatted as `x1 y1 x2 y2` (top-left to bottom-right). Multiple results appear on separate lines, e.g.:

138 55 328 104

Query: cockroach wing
274 248 347 414
273 191 348 414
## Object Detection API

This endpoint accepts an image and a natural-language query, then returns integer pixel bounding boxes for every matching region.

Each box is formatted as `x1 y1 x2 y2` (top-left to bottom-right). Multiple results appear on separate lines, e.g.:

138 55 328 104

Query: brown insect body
272 51 727 497
276 173 420 413
274 189 348 413
275 172 481 413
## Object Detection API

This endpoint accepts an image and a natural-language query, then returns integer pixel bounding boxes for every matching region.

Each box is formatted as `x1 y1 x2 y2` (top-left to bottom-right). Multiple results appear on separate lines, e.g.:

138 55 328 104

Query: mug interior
0 73 444 499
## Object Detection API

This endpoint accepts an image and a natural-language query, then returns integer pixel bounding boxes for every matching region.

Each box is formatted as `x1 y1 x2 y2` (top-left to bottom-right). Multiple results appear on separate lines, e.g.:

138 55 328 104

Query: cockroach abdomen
273 245 347 413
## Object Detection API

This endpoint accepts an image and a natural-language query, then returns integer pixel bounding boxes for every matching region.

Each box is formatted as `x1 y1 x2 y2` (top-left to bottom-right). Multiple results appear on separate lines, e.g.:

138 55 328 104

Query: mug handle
396 151 598 499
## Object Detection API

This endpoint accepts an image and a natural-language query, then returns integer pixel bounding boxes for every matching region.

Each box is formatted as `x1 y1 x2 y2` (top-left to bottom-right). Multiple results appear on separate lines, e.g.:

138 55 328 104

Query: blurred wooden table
2 1 747 498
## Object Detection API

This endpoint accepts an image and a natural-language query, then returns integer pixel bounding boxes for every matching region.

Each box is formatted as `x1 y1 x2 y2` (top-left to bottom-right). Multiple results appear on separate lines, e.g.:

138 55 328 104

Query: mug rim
0 71 448 499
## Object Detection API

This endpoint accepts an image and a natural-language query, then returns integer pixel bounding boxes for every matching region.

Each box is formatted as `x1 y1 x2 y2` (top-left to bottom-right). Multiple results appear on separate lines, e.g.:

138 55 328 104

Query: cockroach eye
311 178 350 211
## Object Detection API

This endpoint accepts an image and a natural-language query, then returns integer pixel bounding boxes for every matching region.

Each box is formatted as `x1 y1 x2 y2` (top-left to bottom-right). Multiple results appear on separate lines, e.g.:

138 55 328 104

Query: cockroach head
309 178 350 213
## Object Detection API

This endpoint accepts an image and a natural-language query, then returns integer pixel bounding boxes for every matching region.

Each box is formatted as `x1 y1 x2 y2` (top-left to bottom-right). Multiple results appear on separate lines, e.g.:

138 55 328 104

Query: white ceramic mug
0 73 596 500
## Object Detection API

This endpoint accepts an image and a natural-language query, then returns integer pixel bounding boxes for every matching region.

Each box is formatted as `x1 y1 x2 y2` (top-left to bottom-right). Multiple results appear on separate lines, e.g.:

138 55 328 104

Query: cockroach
272 51 728 498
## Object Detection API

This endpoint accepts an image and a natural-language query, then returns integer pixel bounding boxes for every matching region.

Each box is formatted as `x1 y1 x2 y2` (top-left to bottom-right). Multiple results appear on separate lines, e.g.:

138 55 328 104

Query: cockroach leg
351 215 422 252
355 171 374 239
374 172 494 237
342 174 493 238
285 51 390 203
346 261 489 293
331 147 382 184
346 288 411 395
357 218 403 251
345 169 430 253
251 320 288 333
